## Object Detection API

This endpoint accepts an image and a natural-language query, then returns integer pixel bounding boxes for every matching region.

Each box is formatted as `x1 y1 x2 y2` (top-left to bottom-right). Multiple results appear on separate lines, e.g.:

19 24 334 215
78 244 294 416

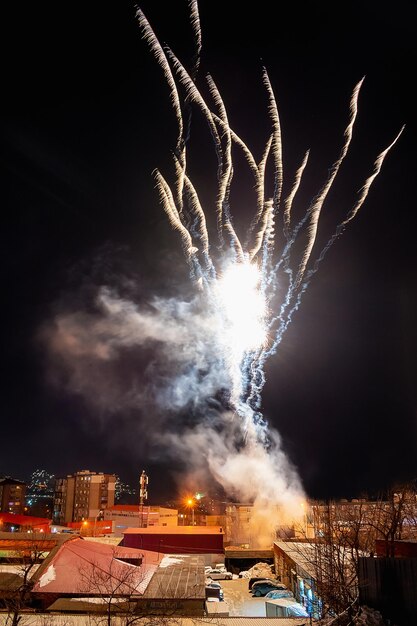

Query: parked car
248 577 278 589
264 589 293 600
251 581 288 597
207 568 233 580
205 581 224 601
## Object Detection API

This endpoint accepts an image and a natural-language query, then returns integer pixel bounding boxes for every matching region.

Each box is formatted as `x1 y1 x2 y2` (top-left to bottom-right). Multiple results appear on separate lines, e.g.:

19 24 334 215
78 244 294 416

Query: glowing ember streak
137 2 403 441
136 0 404 501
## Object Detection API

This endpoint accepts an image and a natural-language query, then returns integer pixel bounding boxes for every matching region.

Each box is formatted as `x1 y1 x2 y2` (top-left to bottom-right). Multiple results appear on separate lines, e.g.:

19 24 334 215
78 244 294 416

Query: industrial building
104 504 178 536
122 525 224 559
0 533 209 617
273 541 318 619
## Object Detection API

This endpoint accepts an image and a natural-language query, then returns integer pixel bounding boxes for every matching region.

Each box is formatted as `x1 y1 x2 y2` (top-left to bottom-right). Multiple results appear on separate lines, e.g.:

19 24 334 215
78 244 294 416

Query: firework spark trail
245 124 405 414
137 2 403 478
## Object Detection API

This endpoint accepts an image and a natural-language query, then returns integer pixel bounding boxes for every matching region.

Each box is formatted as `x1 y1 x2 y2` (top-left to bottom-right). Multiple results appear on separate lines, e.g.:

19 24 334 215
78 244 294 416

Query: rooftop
31 538 162 596
141 553 205 599
124 526 224 535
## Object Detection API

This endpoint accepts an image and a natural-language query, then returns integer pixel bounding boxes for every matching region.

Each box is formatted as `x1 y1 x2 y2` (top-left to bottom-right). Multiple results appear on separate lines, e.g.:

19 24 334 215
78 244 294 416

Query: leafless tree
0 534 52 626
287 485 417 623
312 501 361 620
366 482 417 556
77 547 144 626
76 548 196 626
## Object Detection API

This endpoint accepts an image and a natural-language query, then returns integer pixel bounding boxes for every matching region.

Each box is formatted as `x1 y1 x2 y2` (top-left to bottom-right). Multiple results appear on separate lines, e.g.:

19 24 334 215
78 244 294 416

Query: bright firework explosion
132 2 404 530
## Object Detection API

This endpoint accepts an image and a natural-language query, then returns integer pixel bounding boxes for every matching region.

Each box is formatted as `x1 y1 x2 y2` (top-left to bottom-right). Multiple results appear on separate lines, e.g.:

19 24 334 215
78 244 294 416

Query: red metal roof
31 538 161 595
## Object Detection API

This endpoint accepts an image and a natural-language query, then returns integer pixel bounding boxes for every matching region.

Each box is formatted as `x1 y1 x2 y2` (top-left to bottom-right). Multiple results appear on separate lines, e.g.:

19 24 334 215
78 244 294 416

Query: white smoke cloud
159 419 305 545
40 282 305 541
40 286 229 413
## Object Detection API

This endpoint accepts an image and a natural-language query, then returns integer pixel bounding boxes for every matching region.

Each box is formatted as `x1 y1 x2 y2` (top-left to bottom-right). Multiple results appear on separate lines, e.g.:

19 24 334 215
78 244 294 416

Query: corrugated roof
0 532 72 552
142 554 205 599
46 597 135 613
274 541 317 578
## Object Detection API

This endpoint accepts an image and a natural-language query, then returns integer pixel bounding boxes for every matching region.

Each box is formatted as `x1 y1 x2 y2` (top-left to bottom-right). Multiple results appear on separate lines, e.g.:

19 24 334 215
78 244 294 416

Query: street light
186 498 195 526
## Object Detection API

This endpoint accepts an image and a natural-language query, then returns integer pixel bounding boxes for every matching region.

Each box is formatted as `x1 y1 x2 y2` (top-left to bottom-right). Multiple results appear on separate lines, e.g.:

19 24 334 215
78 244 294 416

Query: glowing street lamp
186 498 195 526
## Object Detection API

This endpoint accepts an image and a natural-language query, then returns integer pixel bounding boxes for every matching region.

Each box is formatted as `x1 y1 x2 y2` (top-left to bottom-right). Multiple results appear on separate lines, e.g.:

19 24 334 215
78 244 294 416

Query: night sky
1 1 416 504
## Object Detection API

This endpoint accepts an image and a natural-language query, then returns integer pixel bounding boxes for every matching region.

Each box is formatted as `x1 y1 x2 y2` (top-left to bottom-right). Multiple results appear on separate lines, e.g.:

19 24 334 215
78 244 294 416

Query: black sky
1 1 416 503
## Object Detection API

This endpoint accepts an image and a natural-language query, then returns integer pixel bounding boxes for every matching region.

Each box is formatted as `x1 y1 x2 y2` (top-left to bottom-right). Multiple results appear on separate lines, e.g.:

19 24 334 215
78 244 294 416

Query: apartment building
0 477 26 514
53 470 116 524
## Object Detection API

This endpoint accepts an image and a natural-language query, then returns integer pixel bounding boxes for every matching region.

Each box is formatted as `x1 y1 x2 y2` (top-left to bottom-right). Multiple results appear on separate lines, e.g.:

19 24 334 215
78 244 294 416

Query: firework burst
135 1 404 510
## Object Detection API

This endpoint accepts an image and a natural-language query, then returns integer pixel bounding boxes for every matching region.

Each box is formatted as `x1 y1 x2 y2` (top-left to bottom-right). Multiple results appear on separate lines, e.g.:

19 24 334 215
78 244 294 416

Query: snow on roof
31 538 161 595
159 555 186 568
274 541 317 578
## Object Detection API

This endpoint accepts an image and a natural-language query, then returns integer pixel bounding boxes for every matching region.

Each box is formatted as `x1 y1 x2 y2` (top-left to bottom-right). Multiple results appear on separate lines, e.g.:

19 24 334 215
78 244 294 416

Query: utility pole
94 509 103 537
139 470 149 528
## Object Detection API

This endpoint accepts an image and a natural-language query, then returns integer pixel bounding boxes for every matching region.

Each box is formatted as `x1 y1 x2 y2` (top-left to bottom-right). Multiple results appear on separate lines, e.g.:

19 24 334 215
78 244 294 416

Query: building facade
225 504 253 545
0 477 26 515
225 503 288 546
53 470 116 524
273 541 319 619
104 504 178 536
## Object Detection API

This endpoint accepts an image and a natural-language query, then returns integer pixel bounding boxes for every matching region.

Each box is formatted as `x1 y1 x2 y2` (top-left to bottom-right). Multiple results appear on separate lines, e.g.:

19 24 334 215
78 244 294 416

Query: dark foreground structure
359 554 417 626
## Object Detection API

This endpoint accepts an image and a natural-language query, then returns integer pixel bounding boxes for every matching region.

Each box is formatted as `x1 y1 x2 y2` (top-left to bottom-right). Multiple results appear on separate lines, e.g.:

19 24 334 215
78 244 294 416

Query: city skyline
1 1 416 504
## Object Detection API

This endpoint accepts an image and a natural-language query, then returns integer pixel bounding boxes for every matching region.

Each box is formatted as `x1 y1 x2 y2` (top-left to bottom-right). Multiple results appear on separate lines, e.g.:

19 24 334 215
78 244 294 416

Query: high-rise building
25 469 55 518
114 476 136 503
0 477 26 514
53 470 116 524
